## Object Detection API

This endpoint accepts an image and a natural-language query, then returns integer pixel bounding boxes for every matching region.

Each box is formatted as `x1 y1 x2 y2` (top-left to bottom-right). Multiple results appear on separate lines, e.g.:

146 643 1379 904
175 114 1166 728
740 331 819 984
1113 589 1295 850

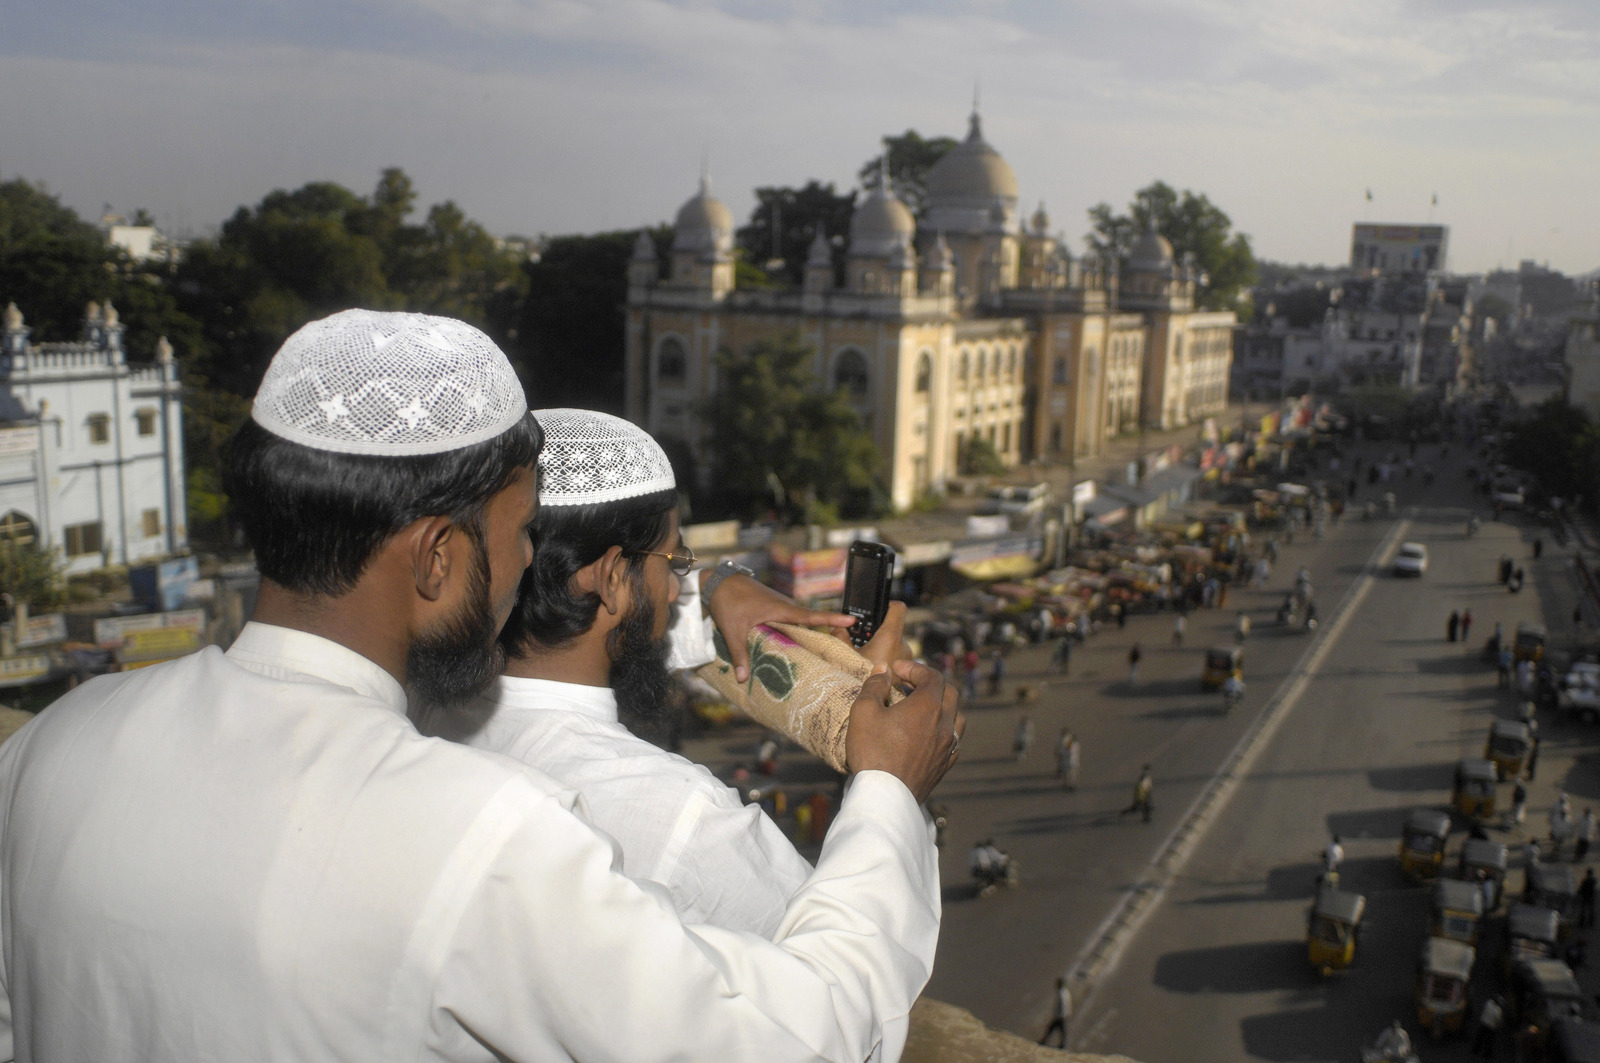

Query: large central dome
925 111 1019 213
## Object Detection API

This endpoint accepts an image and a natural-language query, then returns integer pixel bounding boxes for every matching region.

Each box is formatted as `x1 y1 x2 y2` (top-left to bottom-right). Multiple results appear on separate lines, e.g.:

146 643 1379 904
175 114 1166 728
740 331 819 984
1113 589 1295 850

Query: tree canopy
735 182 855 288
702 332 880 523
857 130 958 217
1087 180 1257 317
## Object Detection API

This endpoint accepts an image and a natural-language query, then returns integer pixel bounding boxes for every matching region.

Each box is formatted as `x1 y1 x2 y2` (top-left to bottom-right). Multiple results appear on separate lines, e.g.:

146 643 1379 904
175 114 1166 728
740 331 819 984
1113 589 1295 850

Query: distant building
0 302 186 575
1566 287 1600 421
624 108 1235 510
1350 223 1449 275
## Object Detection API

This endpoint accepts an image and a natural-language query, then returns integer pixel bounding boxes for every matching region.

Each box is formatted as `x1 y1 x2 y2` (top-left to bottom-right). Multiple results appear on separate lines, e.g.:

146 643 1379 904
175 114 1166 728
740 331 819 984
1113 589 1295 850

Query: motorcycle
971 851 1021 898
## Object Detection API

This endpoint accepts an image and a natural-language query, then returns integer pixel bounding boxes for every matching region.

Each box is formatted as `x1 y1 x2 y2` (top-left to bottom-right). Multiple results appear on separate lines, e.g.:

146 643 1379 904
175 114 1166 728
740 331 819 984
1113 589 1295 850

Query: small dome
3 303 21 331
1031 202 1050 234
926 111 1019 210
672 176 733 257
1128 221 1175 273
631 230 657 262
849 179 915 259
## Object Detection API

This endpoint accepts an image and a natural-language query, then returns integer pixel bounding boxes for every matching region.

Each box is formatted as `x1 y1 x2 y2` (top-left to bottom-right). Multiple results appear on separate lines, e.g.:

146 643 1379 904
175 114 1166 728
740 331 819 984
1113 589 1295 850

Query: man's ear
410 515 458 602
573 545 629 617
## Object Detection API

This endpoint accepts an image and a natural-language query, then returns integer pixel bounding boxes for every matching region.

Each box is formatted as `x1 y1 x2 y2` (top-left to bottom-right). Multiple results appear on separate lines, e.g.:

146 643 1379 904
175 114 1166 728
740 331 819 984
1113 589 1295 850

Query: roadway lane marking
1060 514 1414 1030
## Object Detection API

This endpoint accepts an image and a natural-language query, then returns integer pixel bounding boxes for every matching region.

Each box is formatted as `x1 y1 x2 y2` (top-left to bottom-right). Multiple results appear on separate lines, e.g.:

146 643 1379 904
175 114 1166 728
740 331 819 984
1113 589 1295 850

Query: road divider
1061 515 1415 1010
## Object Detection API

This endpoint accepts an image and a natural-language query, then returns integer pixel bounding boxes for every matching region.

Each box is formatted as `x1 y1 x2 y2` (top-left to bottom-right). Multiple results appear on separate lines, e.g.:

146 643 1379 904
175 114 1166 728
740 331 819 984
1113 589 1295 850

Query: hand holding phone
842 540 896 649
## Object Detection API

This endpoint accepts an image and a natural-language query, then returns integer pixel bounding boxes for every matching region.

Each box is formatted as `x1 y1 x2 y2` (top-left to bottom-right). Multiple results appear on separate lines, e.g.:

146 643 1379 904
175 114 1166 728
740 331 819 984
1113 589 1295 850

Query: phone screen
845 553 881 615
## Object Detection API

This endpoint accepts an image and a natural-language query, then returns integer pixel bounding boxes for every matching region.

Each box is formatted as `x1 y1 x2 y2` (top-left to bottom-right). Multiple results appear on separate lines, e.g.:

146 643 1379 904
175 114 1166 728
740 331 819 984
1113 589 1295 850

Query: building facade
624 111 1235 511
0 302 187 575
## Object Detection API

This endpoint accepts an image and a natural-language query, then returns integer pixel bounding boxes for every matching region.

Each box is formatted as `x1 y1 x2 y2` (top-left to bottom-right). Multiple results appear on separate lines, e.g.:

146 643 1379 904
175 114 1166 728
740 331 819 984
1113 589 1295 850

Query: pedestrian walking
1461 609 1473 644
1324 834 1345 876
1580 868 1596 929
1551 802 1573 859
1115 602 1126 629
989 650 1007 697
1053 636 1073 675
1172 614 1186 646
1577 809 1594 862
1534 538 1544 560
1121 765 1154 823
1471 996 1503 1057
1448 610 1460 643
1265 538 1279 563
1511 779 1528 829
1013 713 1034 763
1498 646 1514 689
1525 840 1544 901
1253 557 1270 589
962 662 979 703
1128 643 1142 685
1038 977 1072 1049
1527 738 1540 782
1055 729 1080 790
1235 612 1251 643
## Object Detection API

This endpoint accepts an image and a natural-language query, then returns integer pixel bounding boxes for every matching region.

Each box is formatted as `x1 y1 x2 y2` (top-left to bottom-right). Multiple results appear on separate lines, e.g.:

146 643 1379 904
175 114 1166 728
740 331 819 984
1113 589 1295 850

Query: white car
1393 541 1428 576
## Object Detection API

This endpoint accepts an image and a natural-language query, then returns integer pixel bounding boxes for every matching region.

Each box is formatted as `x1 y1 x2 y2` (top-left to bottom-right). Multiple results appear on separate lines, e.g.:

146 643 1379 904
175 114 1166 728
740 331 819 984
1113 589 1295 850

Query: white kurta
0 623 939 1062
466 675 816 937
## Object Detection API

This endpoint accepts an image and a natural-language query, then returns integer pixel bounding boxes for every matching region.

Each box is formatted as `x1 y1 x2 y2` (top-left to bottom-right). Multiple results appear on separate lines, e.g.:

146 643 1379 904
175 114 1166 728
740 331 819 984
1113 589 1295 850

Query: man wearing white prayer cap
0 310 962 1062
416 408 928 942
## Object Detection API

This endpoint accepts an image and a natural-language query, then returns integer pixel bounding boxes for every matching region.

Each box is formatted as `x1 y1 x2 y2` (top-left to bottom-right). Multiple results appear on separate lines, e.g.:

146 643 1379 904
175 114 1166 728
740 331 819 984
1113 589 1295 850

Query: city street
922 440 1593 1059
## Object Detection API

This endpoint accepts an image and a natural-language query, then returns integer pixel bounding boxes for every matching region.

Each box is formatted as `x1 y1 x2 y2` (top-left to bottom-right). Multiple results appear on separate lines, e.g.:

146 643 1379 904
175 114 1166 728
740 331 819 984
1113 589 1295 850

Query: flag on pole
1365 188 1373 202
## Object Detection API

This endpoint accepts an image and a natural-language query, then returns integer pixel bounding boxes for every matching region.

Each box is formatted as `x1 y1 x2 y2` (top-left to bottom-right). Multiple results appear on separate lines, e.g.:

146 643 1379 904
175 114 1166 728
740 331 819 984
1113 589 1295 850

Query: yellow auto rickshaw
1510 957 1586 1046
1432 877 1486 944
1507 903 1562 969
1307 882 1365 975
1452 758 1498 819
1459 838 1509 910
1515 622 1549 664
1400 808 1451 880
1416 936 1476 1037
1486 719 1533 781
1200 646 1243 691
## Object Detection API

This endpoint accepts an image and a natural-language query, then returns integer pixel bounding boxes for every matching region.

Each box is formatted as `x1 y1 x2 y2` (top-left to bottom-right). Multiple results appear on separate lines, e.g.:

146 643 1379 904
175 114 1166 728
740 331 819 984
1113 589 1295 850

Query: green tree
702 333 879 523
0 541 65 610
1087 180 1257 317
1503 397 1600 506
960 436 1005 477
735 182 856 287
856 130 958 217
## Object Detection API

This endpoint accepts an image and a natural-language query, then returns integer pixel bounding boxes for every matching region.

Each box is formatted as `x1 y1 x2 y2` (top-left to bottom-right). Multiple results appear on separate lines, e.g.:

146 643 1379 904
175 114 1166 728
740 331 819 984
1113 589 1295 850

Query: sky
2 0 1597 276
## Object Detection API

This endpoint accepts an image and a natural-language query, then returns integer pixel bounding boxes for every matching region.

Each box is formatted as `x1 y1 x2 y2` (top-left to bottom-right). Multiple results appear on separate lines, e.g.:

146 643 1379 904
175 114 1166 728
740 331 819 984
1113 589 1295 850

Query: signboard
896 540 952 568
0 653 50 688
825 526 877 548
0 427 39 458
117 627 201 665
1072 480 1097 506
948 533 1043 567
965 515 1010 538
94 608 205 650
13 613 66 649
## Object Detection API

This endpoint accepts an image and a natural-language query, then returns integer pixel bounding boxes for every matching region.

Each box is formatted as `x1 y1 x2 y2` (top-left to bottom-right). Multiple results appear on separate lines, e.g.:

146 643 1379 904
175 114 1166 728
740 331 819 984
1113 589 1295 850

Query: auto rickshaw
1528 862 1580 939
1515 622 1549 664
1506 903 1562 968
1416 936 1476 1037
1200 646 1243 691
1459 838 1509 909
1432 877 1486 944
1550 1018 1600 1063
1452 758 1498 819
1400 808 1451 880
1307 882 1365 975
1509 957 1586 1044
1486 719 1533 781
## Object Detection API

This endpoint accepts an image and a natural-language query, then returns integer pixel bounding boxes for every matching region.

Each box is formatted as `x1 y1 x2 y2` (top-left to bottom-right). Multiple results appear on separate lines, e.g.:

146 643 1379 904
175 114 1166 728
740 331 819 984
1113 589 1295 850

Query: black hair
499 487 678 656
226 413 543 596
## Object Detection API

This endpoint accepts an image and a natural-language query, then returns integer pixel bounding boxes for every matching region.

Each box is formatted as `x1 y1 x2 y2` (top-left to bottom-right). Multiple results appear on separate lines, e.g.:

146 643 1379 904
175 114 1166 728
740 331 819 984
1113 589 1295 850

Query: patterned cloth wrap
697 622 906 773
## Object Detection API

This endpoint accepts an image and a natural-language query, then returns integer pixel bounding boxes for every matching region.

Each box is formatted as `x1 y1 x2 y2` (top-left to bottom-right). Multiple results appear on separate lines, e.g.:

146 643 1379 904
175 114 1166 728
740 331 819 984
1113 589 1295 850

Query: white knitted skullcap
533 408 675 506
251 309 528 456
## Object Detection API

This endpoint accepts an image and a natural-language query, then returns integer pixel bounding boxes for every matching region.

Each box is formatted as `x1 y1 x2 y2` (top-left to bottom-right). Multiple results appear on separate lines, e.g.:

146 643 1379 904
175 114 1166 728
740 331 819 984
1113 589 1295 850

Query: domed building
625 111 1236 513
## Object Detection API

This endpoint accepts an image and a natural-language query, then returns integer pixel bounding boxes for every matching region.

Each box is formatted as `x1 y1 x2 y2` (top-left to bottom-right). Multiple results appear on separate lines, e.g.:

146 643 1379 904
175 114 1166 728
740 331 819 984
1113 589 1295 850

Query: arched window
958 351 970 383
915 352 933 394
1049 424 1063 453
1053 356 1069 385
656 337 688 386
1006 349 1018 380
833 349 869 399
0 511 36 550
976 349 988 380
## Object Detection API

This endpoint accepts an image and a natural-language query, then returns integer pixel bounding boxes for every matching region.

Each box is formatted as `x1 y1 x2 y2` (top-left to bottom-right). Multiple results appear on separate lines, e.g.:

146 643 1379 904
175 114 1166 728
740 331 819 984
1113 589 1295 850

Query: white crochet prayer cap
251 309 528 456
533 408 675 507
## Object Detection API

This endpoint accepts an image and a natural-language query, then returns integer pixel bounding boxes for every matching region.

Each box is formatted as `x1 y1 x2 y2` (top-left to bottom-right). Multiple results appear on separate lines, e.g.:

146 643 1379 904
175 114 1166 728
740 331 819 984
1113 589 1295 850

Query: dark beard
407 532 505 708
608 588 674 736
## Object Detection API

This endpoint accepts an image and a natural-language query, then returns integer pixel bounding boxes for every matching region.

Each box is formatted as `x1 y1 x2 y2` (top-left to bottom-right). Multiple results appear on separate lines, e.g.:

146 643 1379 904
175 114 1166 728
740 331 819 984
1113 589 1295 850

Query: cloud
1 1 1597 272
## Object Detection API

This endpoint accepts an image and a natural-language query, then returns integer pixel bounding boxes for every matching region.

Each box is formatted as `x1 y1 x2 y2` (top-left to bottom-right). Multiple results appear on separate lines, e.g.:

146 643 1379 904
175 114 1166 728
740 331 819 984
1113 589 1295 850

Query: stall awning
951 555 1040 581
1082 495 1129 520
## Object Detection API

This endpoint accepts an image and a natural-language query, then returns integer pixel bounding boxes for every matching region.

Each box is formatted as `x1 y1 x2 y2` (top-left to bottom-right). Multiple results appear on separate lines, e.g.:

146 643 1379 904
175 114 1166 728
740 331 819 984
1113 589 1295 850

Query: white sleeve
664 572 717 671
428 770 939 1063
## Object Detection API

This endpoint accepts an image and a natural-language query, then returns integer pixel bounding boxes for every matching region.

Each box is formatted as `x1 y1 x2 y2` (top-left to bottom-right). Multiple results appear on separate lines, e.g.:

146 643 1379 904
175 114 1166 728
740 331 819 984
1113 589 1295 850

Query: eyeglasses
629 546 697 577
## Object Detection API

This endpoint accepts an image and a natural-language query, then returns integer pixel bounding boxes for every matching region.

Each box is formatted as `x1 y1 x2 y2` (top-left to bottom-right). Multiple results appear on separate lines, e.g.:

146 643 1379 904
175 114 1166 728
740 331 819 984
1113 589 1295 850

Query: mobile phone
842 540 896 649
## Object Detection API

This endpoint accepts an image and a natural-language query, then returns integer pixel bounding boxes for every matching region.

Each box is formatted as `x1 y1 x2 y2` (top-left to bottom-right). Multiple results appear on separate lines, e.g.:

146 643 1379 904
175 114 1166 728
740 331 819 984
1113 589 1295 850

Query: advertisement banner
13 613 66 649
0 653 51 688
94 608 206 650
769 547 847 600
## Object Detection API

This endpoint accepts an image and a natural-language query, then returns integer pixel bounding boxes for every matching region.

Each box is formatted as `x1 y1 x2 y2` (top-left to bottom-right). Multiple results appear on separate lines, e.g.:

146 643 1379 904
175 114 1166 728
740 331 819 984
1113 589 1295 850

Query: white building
0 302 187 576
